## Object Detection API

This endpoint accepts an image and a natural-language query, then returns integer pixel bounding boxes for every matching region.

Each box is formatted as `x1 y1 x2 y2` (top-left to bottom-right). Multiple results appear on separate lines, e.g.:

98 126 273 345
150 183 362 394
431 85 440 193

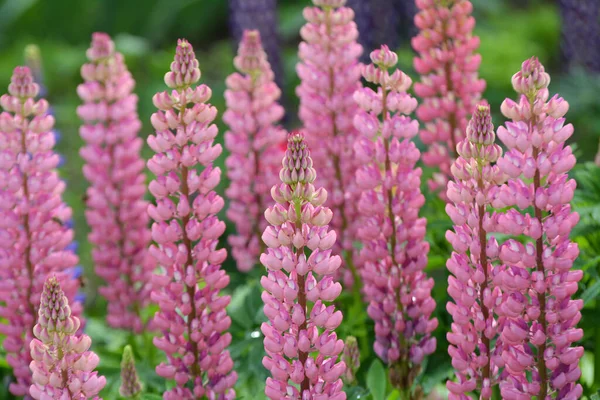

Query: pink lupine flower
29 276 105 399
353 46 437 393
78 32 154 332
0 66 81 397
224 29 286 272
261 132 347 399
412 0 486 196
445 105 506 399
494 57 583 399
296 0 363 286
147 39 237 400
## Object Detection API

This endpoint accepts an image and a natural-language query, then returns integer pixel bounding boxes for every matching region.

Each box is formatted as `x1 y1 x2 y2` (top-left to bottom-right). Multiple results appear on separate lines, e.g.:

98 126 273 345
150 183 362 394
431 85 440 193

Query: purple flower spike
224 30 286 272
494 57 583 399
0 66 81 397
261 132 347 399
78 32 154 333
354 45 437 393
147 39 237 400
412 0 486 198
296 0 363 287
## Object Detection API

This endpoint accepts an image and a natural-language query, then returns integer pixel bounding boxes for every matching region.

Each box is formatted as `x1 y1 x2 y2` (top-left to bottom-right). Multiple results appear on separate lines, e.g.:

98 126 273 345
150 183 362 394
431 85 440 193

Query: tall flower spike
120 345 142 399
494 57 583 399
261 132 347 399
445 105 506 399
147 39 237 400
0 66 81 397
78 32 154 332
29 276 105 399
354 46 437 394
412 0 486 197
224 29 286 272
296 0 363 287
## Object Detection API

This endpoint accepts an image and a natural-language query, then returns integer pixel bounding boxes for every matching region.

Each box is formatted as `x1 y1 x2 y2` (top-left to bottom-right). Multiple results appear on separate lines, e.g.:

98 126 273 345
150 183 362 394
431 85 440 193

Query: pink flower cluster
412 0 486 196
296 0 363 284
224 29 286 272
261 132 346 399
78 32 154 332
354 46 437 391
0 66 81 397
29 276 105 399
494 58 583 399
445 105 505 398
147 39 237 399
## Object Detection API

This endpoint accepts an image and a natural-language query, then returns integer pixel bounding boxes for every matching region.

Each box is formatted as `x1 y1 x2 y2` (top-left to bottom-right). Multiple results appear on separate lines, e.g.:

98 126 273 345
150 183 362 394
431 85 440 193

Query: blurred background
0 0 599 398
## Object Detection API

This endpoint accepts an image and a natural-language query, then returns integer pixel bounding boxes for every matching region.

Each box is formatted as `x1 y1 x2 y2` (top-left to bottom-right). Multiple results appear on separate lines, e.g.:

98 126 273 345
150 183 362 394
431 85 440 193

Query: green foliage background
0 0 599 398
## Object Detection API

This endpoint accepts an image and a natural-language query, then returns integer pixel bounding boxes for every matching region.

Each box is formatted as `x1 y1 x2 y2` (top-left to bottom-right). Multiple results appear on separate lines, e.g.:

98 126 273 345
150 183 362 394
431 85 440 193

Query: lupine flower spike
147 39 237 399
412 0 486 197
29 276 105 399
224 29 286 272
120 345 142 399
445 105 505 398
26 45 83 292
261 132 347 399
78 32 154 332
494 57 583 399
354 46 437 394
297 0 363 287
342 336 360 385
0 66 81 397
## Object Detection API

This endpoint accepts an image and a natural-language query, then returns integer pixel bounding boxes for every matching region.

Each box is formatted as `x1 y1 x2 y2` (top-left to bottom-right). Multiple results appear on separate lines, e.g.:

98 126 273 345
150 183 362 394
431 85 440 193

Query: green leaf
582 279 600 305
366 359 387 400
228 284 254 329
141 394 163 400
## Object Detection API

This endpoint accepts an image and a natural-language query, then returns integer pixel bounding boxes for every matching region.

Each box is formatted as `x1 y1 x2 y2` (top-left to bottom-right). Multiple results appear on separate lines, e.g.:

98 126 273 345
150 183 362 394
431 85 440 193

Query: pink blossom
412 0 486 197
224 29 286 272
29 276 105 399
261 132 346 399
78 32 154 332
0 66 81 397
445 105 506 399
296 0 363 287
147 39 237 399
495 57 583 399
354 46 437 392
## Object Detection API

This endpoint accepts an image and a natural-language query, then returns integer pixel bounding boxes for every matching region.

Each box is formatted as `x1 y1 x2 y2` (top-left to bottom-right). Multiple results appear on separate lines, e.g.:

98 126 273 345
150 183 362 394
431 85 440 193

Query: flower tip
167 38 201 89
370 45 398 68
280 131 316 185
87 32 115 61
234 29 268 73
8 66 39 99
466 103 494 145
512 56 550 95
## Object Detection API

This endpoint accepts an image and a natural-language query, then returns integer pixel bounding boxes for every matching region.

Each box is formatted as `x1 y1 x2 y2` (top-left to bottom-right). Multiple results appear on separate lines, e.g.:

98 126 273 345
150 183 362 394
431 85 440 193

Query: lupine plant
29 276 105 399
78 32 154 332
261 132 346 399
297 0 363 287
224 29 286 272
354 46 437 398
0 66 81 397
493 57 583 399
445 105 505 398
0 1 594 399
412 0 486 196
147 39 237 399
